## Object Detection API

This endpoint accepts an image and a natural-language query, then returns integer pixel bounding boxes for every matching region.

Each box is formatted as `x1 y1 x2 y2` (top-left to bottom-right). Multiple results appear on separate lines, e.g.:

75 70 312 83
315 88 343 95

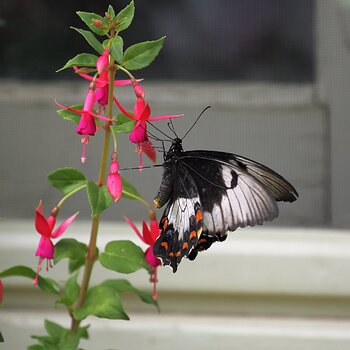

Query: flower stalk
71 58 117 334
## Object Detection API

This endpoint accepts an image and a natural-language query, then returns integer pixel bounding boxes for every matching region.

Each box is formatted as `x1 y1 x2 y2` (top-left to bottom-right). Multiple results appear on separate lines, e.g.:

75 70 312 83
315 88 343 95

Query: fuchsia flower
33 201 78 286
73 67 135 107
124 213 161 300
55 84 114 163
114 81 183 168
107 153 122 202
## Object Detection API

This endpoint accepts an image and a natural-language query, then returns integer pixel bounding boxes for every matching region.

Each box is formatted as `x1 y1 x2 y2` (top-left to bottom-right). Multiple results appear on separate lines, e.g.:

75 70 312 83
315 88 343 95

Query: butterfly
152 135 298 273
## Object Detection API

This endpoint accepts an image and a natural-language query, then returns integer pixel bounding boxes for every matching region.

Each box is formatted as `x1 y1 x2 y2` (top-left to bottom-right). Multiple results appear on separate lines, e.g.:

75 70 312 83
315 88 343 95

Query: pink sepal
124 216 144 243
51 212 79 239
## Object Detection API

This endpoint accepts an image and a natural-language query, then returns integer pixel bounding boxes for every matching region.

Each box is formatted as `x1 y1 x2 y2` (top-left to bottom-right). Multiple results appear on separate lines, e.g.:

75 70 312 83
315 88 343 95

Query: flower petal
113 96 136 119
35 201 51 237
36 236 54 259
145 247 161 268
149 114 184 121
55 100 83 114
51 212 79 239
124 216 144 243
142 221 153 246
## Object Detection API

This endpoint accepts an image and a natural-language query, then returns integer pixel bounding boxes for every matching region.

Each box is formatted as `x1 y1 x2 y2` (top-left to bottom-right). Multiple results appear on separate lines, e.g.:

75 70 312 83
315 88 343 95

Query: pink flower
107 154 122 202
0 280 3 304
33 201 78 286
73 67 135 107
55 84 114 163
114 81 183 168
124 213 161 300
96 48 109 74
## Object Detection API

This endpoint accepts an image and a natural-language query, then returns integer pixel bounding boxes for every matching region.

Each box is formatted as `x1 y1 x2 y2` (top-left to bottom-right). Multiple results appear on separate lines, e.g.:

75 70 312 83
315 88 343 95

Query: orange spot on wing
182 242 189 250
198 238 207 245
161 242 168 251
176 251 181 257
190 231 197 239
196 209 203 223
162 218 168 230
169 252 174 257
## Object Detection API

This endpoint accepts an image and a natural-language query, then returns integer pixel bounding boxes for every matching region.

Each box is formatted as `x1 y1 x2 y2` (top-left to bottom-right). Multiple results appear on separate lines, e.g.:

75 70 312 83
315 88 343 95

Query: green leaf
116 0 135 32
27 345 44 350
0 266 60 295
121 177 143 201
76 11 109 36
107 5 116 19
122 37 165 70
73 285 129 321
57 104 82 125
71 27 103 54
112 113 135 134
109 36 123 64
57 53 98 72
99 240 151 274
102 279 159 310
48 168 86 196
86 182 112 216
44 320 66 340
54 239 87 273
56 272 80 306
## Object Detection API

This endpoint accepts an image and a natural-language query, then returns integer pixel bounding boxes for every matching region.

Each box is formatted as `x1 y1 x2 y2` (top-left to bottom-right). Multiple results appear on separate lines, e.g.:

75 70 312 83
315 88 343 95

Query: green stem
56 184 87 209
70 59 117 334
116 64 136 81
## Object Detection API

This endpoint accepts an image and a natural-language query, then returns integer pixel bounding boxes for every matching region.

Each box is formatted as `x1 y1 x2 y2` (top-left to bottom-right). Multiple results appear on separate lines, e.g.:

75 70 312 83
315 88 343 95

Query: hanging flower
114 81 183 167
73 67 135 107
106 153 122 202
124 212 161 300
55 83 114 163
33 201 78 286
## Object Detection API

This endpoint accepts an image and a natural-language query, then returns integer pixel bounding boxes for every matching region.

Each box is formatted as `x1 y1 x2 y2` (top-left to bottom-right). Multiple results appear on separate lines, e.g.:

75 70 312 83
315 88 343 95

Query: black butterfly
152 137 298 273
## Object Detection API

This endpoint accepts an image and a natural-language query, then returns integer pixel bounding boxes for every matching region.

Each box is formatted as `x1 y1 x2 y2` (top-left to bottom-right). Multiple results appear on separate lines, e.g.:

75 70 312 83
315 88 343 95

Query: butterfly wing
179 150 298 258
153 162 204 272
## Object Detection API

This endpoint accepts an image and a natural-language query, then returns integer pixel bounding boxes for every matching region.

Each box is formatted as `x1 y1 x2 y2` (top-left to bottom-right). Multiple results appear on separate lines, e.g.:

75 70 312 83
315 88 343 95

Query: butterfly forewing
180 154 279 235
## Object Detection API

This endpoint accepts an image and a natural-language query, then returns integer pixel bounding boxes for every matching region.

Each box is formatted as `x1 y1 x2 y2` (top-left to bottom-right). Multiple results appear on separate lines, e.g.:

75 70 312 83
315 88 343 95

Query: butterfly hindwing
153 162 203 272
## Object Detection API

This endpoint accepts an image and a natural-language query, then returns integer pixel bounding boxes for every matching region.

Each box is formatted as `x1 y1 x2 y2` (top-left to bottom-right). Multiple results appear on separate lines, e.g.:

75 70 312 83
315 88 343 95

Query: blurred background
1 1 350 349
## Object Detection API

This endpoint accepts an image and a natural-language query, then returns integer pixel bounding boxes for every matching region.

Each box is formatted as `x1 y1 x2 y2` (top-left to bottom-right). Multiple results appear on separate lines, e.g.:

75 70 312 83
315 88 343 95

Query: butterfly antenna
118 164 163 172
146 121 173 141
168 119 179 138
182 106 211 140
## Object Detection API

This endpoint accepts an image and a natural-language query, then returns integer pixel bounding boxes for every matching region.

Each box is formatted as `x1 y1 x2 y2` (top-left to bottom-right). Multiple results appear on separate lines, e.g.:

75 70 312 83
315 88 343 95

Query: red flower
106 155 122 202
124 214 161 300
73 67 135 107
55 84 114 162
114 81 183 168
33 201 78 285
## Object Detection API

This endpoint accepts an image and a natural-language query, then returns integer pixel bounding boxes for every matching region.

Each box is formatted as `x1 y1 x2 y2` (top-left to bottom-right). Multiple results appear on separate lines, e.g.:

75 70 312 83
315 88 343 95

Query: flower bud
96 48 109 74
92 19 103 28
107 158 122 202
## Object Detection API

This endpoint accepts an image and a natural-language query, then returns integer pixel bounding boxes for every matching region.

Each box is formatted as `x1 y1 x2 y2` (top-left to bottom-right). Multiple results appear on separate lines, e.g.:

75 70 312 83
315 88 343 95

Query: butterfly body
153 138 298 272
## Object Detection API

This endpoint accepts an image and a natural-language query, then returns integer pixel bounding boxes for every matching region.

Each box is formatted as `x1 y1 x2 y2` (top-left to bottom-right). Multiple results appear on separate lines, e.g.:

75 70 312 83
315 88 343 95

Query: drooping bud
96 48 110 74
107 153 122 202
133 81 145 98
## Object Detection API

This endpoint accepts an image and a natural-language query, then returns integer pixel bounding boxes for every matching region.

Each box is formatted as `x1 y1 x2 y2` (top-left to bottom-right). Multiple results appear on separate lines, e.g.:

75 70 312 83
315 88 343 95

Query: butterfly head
165 137 183 161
